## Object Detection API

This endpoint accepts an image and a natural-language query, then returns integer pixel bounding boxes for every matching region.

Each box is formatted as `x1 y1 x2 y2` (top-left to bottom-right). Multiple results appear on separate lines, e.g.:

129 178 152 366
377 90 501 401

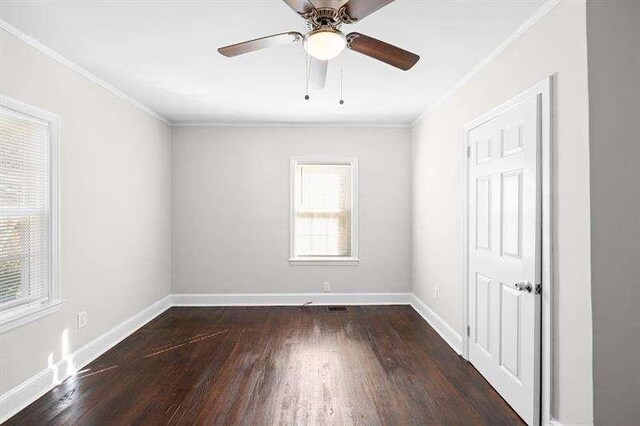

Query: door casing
462 76 553 425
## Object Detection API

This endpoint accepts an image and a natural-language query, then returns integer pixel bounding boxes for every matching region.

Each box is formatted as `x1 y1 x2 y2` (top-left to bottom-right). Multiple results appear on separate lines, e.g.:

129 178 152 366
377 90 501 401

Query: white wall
587 0 640 423
0 28 172 393
171 126 412 295
411 1 592 423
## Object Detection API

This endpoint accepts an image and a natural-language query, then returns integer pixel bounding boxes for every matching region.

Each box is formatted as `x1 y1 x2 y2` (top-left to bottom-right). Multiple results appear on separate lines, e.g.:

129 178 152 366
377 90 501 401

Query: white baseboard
548 419 593 426
0 368 55 424
0 295 172 423
171 292 412 306
410 294 463 355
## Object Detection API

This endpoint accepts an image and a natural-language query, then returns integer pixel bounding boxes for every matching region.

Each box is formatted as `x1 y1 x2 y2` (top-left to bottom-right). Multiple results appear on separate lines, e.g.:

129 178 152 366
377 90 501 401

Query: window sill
289 258 360 266
0 299 65 334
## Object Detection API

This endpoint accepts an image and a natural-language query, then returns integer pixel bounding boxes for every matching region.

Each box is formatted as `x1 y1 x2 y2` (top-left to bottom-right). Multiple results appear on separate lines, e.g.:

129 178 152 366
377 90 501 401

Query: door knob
514 281 532 293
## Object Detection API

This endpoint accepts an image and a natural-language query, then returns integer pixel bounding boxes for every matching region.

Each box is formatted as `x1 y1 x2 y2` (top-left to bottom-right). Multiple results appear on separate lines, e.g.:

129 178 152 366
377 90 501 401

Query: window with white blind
290 158 358 265
0 96 61 333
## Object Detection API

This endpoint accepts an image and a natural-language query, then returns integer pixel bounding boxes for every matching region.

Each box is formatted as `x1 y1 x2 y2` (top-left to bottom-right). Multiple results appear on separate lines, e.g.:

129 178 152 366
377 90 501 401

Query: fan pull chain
339 68 345 105
304 54 311 101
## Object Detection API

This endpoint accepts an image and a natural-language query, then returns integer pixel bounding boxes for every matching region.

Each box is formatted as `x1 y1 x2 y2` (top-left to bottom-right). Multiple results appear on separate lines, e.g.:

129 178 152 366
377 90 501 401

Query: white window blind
1 99 60 330
291 158 358 264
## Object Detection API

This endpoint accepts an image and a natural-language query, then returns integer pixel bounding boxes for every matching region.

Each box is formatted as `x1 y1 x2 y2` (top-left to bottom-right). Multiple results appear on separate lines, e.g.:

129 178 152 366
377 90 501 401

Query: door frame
461 76 553 424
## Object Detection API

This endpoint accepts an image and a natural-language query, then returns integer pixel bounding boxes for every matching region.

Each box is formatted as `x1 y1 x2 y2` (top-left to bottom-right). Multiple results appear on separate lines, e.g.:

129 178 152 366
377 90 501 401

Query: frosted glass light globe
304 28 347 61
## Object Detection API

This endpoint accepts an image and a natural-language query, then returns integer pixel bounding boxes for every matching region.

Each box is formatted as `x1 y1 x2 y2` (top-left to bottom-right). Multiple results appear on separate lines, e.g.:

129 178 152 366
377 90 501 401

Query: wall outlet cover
77 311 88 329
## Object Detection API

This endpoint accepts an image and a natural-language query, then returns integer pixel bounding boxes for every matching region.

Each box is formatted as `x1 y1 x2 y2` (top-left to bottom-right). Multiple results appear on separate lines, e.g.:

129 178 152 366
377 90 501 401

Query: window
290 157 358 265
0 96 61 333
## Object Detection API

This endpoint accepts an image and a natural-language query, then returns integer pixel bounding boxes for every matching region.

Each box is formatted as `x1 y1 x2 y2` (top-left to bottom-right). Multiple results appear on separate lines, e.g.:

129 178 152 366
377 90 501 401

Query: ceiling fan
217 0 420 89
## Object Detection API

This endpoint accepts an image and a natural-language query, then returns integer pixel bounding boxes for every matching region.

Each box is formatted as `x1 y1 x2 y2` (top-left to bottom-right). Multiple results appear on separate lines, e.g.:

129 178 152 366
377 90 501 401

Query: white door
467 95 541 425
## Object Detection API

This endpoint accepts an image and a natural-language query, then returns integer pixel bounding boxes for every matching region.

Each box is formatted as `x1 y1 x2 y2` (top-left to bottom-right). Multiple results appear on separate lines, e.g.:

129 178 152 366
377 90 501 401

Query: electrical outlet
433 286 439 300
77 311 88 329
323 282 331 293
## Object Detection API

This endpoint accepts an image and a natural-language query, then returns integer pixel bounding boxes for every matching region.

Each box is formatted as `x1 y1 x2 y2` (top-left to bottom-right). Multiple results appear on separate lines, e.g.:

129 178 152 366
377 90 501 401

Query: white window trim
0 95 63 334
289 156 359 266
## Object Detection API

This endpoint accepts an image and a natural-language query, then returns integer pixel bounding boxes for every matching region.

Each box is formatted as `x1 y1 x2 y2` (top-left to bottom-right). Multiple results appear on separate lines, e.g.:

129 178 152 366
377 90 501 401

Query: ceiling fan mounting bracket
337 6 357 25
346 33 360 47
298 10 315 21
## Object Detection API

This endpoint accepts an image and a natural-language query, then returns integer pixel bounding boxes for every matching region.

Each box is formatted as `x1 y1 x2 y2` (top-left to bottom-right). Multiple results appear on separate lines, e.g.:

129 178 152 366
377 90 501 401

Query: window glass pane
0 107 50 309
294 163 352 257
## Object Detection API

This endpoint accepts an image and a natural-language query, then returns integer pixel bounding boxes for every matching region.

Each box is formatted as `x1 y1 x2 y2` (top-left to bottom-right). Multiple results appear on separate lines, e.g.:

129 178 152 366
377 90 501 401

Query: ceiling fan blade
309 58 328 90
218 32 303 57
346 33 419 71
282 0 316 17
342 0 397 22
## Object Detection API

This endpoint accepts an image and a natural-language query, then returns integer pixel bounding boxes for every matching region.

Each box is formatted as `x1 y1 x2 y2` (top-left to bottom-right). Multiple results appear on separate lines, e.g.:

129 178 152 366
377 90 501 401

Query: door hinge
467 146 471 158
466 325 471 336
535 283 542 295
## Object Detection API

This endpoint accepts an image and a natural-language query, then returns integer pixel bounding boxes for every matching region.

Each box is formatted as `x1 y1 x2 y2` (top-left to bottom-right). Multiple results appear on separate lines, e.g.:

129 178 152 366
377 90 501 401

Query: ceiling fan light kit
218 0 419 91
304 27 347 61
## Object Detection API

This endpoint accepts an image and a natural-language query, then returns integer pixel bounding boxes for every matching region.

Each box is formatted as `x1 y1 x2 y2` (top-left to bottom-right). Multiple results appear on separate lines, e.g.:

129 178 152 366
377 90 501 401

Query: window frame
289 156 359 266
0 95 62 334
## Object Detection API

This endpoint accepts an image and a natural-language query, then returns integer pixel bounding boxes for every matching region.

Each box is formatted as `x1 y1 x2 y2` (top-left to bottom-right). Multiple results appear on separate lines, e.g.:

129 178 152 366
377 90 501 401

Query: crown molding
2 0 562 131
0 19 172 126
411 0 561 127
171 121 411 129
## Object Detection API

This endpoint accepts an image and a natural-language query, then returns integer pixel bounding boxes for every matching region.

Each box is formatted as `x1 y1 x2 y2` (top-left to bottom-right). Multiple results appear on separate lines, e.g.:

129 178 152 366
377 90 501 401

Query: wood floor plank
6 306 524 425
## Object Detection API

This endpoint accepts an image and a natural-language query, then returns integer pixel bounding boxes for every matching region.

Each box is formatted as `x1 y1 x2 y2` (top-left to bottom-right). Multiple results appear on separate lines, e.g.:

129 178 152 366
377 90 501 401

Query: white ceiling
0 0 545 125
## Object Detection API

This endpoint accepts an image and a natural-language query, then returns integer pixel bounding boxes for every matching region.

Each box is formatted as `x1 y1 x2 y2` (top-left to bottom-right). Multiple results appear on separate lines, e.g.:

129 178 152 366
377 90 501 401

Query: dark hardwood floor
7 306 524 425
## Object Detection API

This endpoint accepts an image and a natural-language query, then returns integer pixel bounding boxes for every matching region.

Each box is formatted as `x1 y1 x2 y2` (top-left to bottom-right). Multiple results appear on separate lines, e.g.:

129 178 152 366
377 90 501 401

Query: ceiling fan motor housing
307 7 348 29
